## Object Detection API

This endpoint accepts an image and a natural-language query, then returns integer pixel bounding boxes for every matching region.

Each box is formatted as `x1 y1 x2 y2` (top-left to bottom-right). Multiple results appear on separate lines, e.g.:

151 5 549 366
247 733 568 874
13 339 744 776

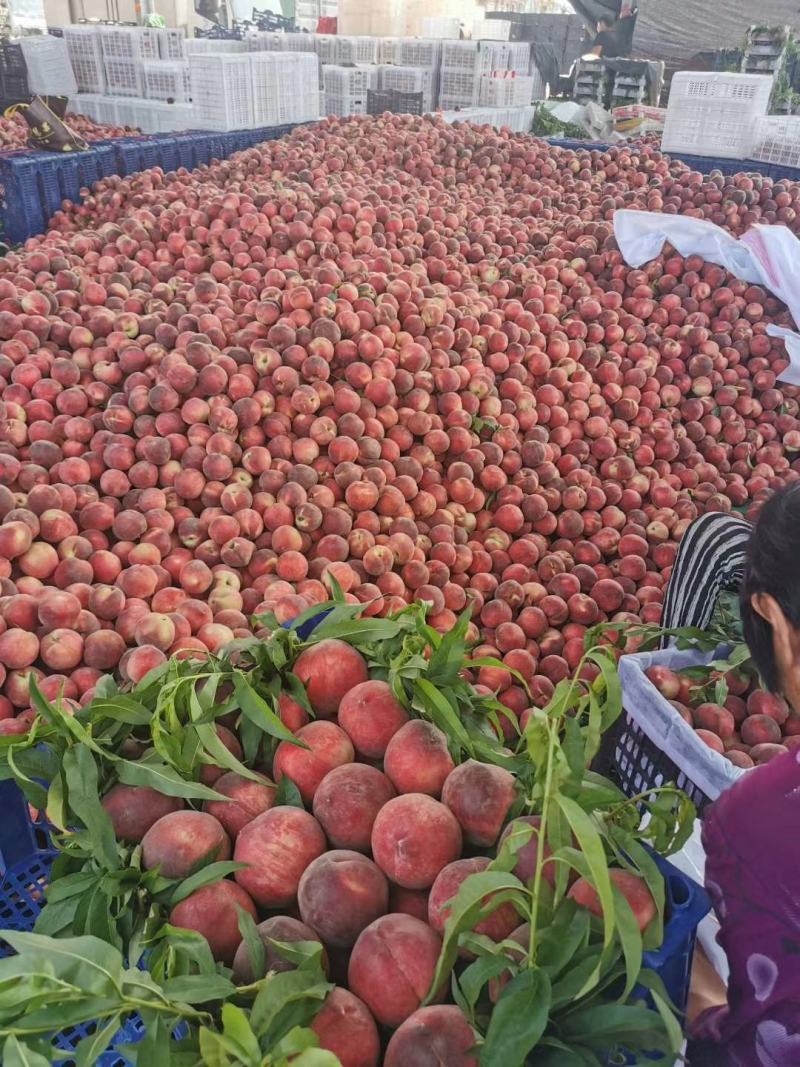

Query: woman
669 487 800 1065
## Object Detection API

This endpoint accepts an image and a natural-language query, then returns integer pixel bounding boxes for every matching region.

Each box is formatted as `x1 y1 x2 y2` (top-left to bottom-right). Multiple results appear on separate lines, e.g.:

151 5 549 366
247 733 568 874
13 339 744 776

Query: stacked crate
323 63 376 116
378 65 435 112
251 52 320 126
439 40 479 110
479 73 534 108
64 27 105 94
19 35 77 97
741 25 791 114
98 27 160 99
335 37 378 65
142 60 191 103
573 57 609 105
190 52 254 131
662 71 772 159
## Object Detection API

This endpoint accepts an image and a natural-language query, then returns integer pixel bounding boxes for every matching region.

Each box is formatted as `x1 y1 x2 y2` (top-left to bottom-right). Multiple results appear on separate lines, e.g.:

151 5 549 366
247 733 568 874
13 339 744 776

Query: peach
371 794 462 889
101 784 183 843
695 729 725 753
311 987 380 1067
741 714 782 747
291 639 369 717
203 771 276 838
312 763 396 852
141 810 230 879
169 879 257 964
428 858 519 945
384 1006 478 1067
693 703 735 740
338 680 409 758
568 869 657 932
383 719 455 797
751 743 788 764
272 721 354 804
441 760 516 846
40 629 84 671
348 914 444 1027
725 750 755 769
277 690 309 731
389 885 430 922
499 815 563 888
0 629 38 669
644 665 681 700
83 630 126 670
37 591 81 631
232 915 325 983
747 690 790 725
233 806 326 908
298 850 389 948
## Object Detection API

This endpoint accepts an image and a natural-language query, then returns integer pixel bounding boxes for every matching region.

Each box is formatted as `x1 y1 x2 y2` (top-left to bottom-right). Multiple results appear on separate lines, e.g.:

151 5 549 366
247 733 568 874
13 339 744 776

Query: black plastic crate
367 89 424 116
0 42 29 102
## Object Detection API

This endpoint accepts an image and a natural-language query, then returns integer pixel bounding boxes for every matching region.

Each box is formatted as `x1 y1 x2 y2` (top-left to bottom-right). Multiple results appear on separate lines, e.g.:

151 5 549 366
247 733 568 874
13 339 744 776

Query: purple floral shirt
692 748 800 1065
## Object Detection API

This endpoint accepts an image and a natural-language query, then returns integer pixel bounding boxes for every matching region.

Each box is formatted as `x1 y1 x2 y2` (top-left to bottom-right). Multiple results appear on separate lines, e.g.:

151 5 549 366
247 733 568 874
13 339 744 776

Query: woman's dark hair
740 482 800 692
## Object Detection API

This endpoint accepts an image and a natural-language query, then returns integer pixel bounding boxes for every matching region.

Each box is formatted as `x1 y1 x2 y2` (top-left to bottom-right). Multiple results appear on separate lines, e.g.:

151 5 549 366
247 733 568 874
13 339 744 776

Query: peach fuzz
291 638 368 717
371 793 462 889
383 719 455 797
101 784 183 843
312 763 395 852
169 879 257 963
384 1006 478 1067
298 850 389 948
141 810 230 879
202 771 276 838
337 679 409 759
348 913 445 1027
441 760 516 847
311 987 380 1067
233 805 326 908
272 720 354 804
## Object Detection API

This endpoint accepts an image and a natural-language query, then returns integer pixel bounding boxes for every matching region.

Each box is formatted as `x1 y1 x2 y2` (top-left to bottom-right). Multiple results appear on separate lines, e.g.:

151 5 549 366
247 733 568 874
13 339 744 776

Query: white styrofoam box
473 17 511 41
19 35 77 96
397 38 440 69
378 64 435 110
98 26 160 62
421 16 460 39
478 40 530 76
335 36 377 64
63 26 105 94
190 53 253 131
142 59 191 103
751 114 800 168
158 28 186 61
72 92 102 122
662 71 772 159
479 73 534 108
184 38 247 54
438 67 478 110
103 57 143 98
441 40 478 72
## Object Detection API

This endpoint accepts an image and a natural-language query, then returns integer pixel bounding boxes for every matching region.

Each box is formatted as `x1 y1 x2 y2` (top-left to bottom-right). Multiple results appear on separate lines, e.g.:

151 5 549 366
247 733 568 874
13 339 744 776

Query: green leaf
0 932 124 997
290 1051 344 1066
414 677 472 751
162 975 237 1003
193 721 263 784
2 1036 52 1067
116 757 225 802
237 907 266 982
168 862 249 906
220 1002 261 1061
480 966 550 1066
74 1013 124 1067
428 870 529 1002
250 970 332 1044
89 696 153 726
274 775 304 808
233 673 296 743
62 746 119 871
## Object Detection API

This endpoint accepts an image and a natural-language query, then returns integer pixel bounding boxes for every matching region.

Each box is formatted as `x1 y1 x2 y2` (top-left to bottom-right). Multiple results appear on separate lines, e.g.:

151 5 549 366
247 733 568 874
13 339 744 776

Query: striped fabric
659 512 752 648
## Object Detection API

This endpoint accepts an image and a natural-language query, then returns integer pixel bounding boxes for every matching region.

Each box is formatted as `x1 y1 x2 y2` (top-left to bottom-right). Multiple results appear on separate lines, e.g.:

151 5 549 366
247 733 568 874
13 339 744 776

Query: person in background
665 486 800 1065
591 15 624 58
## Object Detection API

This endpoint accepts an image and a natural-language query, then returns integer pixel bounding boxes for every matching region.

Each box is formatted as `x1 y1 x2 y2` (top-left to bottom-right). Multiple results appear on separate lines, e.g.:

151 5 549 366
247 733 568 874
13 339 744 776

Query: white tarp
614 210 800 386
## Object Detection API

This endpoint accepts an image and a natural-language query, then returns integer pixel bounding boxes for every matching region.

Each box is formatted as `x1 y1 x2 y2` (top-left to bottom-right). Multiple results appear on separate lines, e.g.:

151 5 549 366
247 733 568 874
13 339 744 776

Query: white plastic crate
72 92 102 122
397 38 440 69
158 29 186 61
142 59 191 102
442 40 478 73
378 64 435 111
750 114 800 168
99 26 160 62
150 100 194 133
19 35 78 96
473 17 511 41
190 53 253 131
251 52 319 126
313 34 337 64
438 67 478 109
103 57 144 98
335 36 377 64
185 38 247 54
64 27 105 94
280 33 316 52
479 40 530 76
529 58 546 102
479 73 534 108
440 104 534 132
323 63 375 95
377 38 399 64
245 32 282 52
662 71 772 159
